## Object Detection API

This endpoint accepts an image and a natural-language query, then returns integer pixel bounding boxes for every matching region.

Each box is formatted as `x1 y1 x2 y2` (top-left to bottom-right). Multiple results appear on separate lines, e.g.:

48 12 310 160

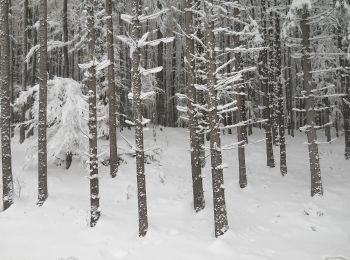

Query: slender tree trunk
233 4 247 188
301 5 323 197
1 0 14 210
62 0 69 78
37 0 48 206
185 0 205 212
156 0 165 127
274 0 287 176
106 0 118 177
20 0 29 144
86 0 100 227
261 0 275 168
132 0 148 237
206 3 229 237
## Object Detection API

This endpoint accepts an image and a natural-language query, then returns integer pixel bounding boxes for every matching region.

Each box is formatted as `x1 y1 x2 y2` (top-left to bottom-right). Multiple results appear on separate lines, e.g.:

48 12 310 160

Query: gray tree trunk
206 2 229 237
274 0 287 176
62 0 69 78
1 0 14 210
37 0 48 206
185 0 205 212
261 0 275 168
131 0 148 237
300 5 323 197
106 0 118 178
20 0 29 144
86 0 100 227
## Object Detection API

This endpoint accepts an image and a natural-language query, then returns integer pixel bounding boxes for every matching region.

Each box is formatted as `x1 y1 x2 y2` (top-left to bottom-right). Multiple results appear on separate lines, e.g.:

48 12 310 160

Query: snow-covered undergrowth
0 128 349 260
15 77 88 167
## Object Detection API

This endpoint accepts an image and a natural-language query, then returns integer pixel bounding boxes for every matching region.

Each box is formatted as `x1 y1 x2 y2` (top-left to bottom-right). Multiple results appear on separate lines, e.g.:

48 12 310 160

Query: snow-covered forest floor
0 128 349 260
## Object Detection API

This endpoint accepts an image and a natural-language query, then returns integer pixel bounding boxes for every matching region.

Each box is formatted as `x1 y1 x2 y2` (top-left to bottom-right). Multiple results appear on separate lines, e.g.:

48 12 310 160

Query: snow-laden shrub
15 77 88 168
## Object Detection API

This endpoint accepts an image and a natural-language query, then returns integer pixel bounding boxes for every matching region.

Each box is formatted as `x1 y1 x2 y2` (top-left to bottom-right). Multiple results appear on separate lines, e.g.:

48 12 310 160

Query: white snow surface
0 128 349 260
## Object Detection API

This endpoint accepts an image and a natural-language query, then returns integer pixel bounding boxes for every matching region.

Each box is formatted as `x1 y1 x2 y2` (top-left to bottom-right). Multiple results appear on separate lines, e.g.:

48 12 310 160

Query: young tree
1 0 14 210
38 0 48 206
106 0 118 177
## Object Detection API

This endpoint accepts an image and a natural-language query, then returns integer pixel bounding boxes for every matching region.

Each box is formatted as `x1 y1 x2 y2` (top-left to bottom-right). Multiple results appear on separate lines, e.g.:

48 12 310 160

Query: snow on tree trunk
300 4 323 197
273 0 287 176
185 0 205 212
131 0 148 237
38 0 48 206
86 0 100 227
260 0 275 168
106 0 118 178
233 4 247 189
63 0 69 78
20 0 29 144
205 2 229 237
1 0 14 210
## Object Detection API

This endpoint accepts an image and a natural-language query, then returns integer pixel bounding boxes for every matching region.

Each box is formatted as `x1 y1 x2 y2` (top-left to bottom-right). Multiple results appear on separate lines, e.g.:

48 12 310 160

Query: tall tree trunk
106 0 118 177
37 0 48 206
185 0 205 212
156 0 165 127
274 0 287 176
233 3 247 188
261 0 275 168
206 2 229 237
300 5 323 197
20 0 29 144
86 0 100 227
1 0 14 210
62 0 69 78
132 0 148 237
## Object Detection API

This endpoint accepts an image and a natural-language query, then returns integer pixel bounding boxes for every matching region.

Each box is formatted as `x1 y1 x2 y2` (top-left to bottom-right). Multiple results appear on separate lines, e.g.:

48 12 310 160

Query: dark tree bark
131 0 148 237
20 0 29 144
86 0 100 227
300 5 323 197
37 0 48 206
156 0 165 127
185 0 205 212
206 1 229 237
261 0 275 168
1 0 14 210
274 0 287 176
233 4 247 189
62 0 69 78
106 0 118 177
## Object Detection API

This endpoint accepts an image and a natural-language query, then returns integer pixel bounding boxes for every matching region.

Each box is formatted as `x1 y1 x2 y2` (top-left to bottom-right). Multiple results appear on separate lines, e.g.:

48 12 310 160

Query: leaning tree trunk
86 0 100 227
206 4 229 237
1 0 14 210
106 0 118 178
62 0 69 78
38 0 48 206
131 0 148 237
20 0 29 144
301 5 323 197
233 4 247 189
185 0 205 212
261 0 275 168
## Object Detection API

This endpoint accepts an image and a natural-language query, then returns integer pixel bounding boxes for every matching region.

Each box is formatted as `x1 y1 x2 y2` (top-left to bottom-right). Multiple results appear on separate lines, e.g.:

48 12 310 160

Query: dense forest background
0 0 349 248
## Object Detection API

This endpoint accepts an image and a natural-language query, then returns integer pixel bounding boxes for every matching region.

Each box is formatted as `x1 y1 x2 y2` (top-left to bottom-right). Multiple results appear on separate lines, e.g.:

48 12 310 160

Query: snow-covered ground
0 128 349 260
